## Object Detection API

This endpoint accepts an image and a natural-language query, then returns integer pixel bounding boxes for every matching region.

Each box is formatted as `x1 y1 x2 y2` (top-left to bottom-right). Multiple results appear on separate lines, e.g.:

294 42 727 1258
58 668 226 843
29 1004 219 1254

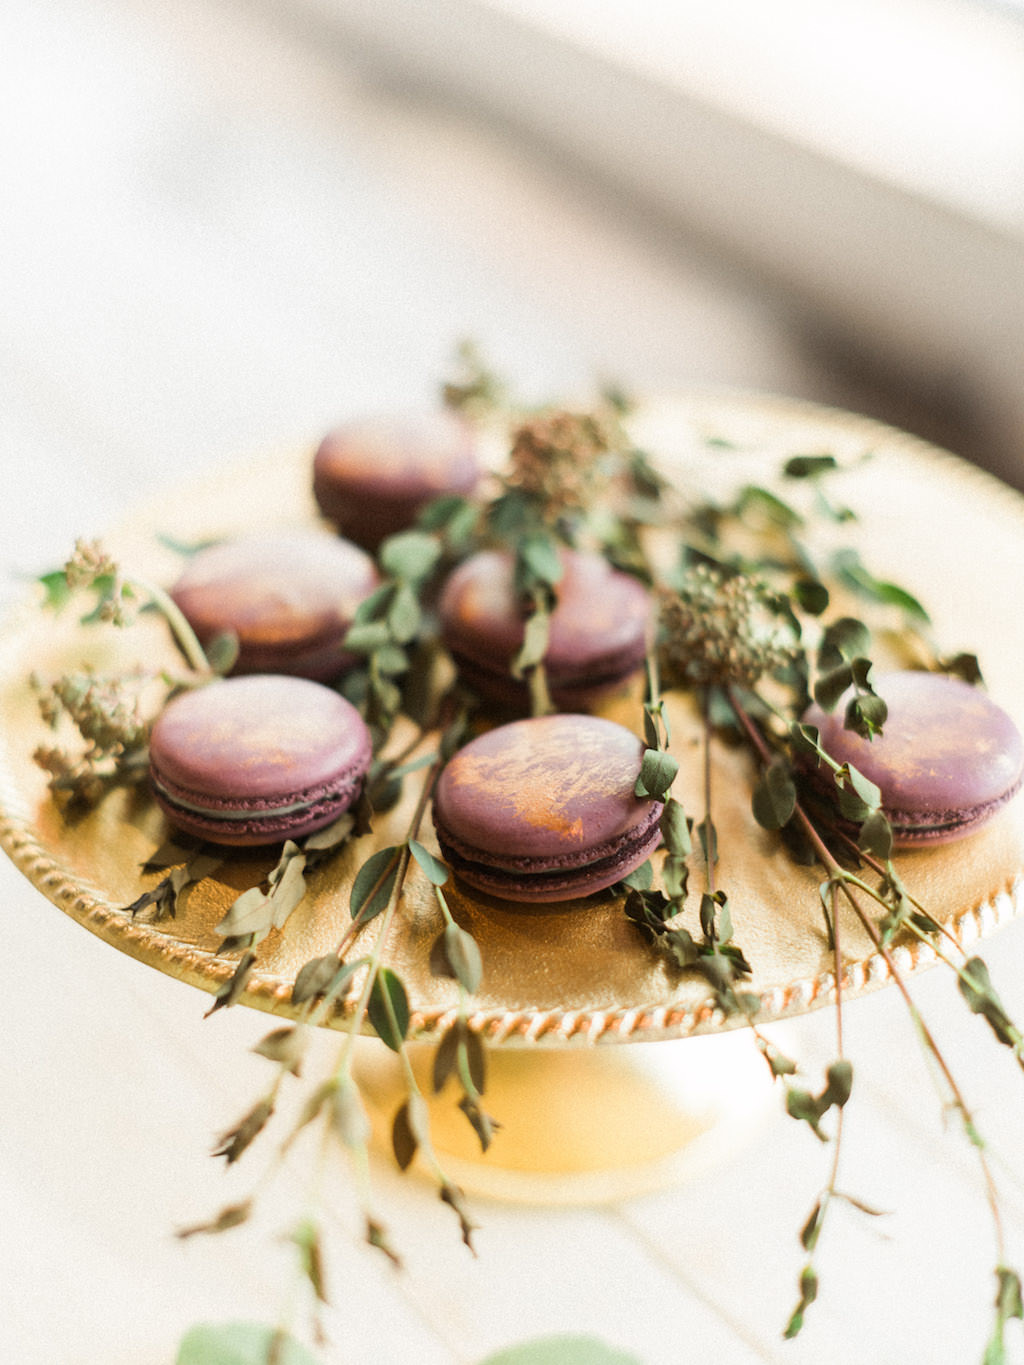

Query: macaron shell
439 549 651 692
170 533 378 680
805 671 1024 843
149 676 372 845
313 411 480 545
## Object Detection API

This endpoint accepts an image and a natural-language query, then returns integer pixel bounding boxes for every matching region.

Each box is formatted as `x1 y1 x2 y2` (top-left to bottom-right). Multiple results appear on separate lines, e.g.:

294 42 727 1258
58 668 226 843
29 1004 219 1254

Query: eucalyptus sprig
639 460 1024 1354
340 530 445 744
182 701 486 1333
729 686 1024 1350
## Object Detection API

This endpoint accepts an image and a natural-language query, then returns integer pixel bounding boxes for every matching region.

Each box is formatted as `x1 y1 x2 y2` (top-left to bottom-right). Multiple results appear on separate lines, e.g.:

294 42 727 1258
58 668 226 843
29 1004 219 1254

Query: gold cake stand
2 393 1023 1200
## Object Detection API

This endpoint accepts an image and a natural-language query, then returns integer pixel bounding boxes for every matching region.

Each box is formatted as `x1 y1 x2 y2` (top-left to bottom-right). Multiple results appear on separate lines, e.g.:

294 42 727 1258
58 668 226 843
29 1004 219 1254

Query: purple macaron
432 714 663 902
169 533 378 683
438 548 652 712
803 670 1024 846
313 410 481 550
149 675 372 847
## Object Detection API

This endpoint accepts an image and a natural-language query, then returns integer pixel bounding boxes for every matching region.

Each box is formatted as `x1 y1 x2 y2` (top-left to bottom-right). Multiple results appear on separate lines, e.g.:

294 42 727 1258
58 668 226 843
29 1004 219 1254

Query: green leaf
204 631 240 676
463 1028 487 1094
373 643 410 675
793 577 829 615
858 810 893 860
845 690 887 739
175 1201 253 1240
619 859 653 891
985 1266 1024 1365
353 583 395 622
368 967 410 1052
38 569 72 612
291 1219 328 1304
291 954 341 1005
440 1180 477 1250
700 891 725 941
512 607 551 675
659 797 692 857
302 813 356 853
818 616 870 669
634 748 678 800
832 548 930 622
442 921 483 994
478 1336 644 1365
800 1200 823 1252
751 757 796 830
379 530 442 582
790 721 821 757
940 652 983 685
330 1079 371 1149
350 846 402 924
736 483 802 529
433 1023 462 1093
783 453 838 479
824 1059 853 1108
662 853 689 901
783 1264 819 1339
696 814 718 865
211 1096 274 1164
176 1322 322 1365
343 620 393 654
517 534 564 589
845 764 882 812
203 952 256 1017
996 1265 1024 1322
417 492 475 536
786 1088 828 1137
387 582 422 643
252 1026 304 1075
392 1092 430 1171
409 839 450 886
958 957 1022 1051
813 662 853 712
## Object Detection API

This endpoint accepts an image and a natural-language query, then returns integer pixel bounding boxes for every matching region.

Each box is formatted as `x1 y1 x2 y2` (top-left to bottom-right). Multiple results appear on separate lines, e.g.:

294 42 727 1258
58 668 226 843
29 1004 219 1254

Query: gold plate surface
2 393 1023 1045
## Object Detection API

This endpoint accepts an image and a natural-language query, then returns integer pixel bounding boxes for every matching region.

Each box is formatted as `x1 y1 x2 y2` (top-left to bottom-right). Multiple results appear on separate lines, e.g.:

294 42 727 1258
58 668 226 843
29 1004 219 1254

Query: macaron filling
435 798 663 901
150 773 364 824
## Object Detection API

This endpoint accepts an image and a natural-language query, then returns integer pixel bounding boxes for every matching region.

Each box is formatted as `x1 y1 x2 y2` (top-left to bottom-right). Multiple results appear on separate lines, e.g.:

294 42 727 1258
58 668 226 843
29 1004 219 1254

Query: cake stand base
355 1029 777 1204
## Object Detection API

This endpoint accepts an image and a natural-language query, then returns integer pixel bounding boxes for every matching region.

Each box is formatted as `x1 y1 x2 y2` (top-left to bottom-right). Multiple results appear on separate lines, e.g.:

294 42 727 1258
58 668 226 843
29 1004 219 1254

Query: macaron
313 411 481 550
148 675 372 846
169 533 378 682
438 548 652 713
802 670 1024 846
432 714 664 902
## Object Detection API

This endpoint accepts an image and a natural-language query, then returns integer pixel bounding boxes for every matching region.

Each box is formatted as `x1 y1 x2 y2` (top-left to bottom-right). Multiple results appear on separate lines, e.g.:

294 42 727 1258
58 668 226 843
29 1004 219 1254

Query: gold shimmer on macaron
442 722 639 840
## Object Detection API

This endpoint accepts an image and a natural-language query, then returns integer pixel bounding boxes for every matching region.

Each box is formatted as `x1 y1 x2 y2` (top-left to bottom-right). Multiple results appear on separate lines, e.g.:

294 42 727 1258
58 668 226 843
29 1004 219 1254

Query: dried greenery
633 448 1024 1358
28 350 1024 1363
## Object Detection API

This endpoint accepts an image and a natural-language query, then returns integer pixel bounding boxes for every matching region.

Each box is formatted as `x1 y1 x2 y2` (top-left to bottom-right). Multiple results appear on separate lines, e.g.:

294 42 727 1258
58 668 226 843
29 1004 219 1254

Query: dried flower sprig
32 667 151 809
657 567 802 695
32 539 228 810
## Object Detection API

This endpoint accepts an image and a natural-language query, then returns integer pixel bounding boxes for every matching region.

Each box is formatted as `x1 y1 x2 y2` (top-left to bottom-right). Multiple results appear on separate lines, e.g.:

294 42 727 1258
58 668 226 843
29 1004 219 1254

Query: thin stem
129 574 212 674
730 690 1008 1263
701 690 716 897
